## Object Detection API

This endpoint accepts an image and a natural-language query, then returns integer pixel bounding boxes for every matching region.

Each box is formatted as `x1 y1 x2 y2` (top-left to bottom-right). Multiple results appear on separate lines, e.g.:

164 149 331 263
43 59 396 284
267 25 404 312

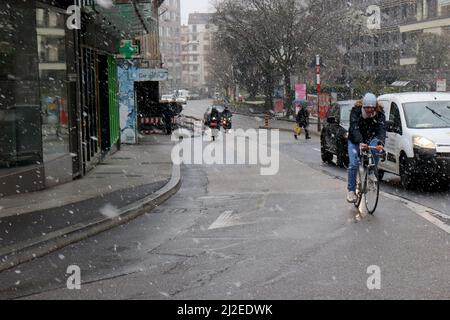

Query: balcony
400 16 450 32
380 0 416 9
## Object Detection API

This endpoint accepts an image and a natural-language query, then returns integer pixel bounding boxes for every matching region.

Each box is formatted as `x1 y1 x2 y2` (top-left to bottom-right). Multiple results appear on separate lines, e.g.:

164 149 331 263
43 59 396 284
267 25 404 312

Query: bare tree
417 32 450 73
212 0 339 114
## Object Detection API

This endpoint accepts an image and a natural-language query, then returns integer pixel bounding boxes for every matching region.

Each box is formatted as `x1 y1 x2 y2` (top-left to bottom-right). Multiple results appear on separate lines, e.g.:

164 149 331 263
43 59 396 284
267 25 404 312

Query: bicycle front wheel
354 165 364 208
365 166 380 215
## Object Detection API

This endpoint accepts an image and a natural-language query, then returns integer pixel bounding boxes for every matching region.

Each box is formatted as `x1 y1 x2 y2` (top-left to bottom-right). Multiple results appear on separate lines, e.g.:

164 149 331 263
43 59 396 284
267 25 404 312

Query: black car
320 100 356 168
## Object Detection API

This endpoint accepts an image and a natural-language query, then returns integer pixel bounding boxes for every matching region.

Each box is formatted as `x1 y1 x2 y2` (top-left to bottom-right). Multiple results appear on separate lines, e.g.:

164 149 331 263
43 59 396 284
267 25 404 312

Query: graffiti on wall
118 60 138 144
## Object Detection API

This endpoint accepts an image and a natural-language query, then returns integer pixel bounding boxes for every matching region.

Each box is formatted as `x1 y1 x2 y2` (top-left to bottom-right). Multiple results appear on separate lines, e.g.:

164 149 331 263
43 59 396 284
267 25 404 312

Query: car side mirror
327 116 337 124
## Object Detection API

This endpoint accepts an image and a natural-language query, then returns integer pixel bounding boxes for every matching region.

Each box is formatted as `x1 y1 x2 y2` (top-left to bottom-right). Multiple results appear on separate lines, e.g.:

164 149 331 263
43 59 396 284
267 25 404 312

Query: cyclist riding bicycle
347 93 386 203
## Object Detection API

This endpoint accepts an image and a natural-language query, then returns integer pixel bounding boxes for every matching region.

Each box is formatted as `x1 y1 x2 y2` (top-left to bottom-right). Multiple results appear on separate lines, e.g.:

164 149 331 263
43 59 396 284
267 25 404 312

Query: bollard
264 113 269 128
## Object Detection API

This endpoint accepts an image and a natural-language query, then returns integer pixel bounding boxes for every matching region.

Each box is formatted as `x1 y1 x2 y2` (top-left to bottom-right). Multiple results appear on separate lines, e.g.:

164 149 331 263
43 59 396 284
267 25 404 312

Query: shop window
0 2 42 168
427 0 437 18
36 7 69 162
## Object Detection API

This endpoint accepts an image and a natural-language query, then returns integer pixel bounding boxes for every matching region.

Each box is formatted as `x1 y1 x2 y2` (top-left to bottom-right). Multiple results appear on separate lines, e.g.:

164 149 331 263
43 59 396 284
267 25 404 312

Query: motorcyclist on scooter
221 106 232 130
222 106 232 119
209 107 221 125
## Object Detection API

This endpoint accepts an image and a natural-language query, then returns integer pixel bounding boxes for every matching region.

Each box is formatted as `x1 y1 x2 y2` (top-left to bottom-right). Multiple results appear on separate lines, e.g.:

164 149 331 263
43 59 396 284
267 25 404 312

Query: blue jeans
347 139 381 192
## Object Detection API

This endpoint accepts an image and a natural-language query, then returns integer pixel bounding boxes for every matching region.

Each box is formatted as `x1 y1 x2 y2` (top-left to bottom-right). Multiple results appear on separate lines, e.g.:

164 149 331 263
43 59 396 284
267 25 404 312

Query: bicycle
354 145 384 215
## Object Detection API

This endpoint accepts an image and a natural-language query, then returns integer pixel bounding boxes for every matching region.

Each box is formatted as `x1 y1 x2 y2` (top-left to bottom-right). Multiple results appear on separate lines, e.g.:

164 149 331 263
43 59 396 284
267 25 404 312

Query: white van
175 89 191 100
377 92 450 188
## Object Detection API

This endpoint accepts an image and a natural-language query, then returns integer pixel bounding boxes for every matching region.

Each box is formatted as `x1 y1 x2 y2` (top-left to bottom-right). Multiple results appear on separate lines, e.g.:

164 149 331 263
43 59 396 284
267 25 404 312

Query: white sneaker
368 170 378 182
347 191 357 203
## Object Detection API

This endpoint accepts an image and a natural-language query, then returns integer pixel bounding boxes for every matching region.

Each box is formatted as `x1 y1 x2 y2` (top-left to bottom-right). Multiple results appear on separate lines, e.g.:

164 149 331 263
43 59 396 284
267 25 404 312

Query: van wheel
400 155 414 189
427 175 449 191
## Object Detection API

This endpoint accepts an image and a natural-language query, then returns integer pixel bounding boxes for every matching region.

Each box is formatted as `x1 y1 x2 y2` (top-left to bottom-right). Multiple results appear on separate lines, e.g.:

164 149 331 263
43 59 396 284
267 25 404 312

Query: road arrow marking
208 210 245 230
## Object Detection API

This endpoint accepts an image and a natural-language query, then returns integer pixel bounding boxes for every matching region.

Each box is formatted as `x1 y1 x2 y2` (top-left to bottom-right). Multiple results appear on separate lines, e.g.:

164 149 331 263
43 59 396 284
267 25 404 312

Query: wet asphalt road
0 99 448 300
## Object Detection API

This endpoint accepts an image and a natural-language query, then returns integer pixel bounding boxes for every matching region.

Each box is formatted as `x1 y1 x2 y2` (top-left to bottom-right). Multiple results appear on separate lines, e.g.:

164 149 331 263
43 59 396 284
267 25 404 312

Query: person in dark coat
295 103 311 140
162 106 174 135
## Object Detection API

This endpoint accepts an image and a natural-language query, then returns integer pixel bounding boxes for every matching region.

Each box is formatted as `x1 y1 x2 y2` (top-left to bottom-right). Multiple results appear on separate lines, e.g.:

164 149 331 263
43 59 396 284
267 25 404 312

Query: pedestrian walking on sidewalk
295 103 311 140
162 106 174 135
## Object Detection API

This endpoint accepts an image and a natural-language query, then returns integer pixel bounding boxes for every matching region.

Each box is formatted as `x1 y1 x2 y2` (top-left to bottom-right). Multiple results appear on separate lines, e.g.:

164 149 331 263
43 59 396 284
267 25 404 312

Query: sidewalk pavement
258 117 321 137
0 135 181 272
228 103 322 135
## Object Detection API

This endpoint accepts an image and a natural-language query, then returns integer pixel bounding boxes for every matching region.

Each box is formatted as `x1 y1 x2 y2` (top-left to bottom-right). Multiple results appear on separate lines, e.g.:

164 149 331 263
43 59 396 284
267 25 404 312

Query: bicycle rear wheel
365 166 380 214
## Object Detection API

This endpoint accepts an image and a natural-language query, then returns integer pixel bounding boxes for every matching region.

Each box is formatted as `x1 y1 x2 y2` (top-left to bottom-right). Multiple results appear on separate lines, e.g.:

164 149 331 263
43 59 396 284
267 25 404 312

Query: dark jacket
210 109 220 121
348 106 386 145
222 109 232 119
296 107 309 127
162 107 173 120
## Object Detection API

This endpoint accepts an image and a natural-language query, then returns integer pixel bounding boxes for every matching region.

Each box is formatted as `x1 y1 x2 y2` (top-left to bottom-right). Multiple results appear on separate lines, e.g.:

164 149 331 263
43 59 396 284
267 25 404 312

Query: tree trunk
248 84 258 100
263 77 274 111
284 72 293 116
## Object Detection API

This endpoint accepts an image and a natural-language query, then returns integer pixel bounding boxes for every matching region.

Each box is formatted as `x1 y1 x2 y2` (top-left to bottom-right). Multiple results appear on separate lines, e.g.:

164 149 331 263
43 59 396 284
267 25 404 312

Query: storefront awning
85 0 158 38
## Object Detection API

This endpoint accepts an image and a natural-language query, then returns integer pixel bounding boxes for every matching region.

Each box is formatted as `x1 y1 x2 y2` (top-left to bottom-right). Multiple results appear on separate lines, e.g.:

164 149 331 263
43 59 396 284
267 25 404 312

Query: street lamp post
316 54 321 132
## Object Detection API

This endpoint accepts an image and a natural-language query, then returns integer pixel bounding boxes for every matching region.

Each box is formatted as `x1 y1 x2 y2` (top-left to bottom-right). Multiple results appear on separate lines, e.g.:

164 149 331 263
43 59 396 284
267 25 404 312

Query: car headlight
413 136 436 149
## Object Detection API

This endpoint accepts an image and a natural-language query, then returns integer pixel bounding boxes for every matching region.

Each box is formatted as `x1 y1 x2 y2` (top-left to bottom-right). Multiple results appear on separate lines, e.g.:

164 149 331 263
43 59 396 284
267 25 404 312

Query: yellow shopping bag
293 125 302 135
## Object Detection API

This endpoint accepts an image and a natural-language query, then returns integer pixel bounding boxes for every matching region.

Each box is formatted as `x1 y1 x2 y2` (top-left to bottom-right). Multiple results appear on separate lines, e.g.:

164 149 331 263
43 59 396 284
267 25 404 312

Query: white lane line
381 191 450 234
312 148 321 152
209 210 244 230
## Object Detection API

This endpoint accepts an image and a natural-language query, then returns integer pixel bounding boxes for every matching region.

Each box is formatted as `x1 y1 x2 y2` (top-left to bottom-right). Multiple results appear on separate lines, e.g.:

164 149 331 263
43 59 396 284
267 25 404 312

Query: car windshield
403 101 450 129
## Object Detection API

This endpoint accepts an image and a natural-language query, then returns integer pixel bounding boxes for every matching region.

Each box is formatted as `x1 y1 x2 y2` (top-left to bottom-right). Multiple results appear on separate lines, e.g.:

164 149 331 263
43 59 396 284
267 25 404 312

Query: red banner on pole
274 99 284 113
319 93 331 119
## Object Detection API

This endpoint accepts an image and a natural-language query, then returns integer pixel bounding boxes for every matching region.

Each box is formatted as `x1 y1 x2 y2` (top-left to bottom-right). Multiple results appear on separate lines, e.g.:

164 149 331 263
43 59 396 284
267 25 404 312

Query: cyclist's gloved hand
375 145 385 153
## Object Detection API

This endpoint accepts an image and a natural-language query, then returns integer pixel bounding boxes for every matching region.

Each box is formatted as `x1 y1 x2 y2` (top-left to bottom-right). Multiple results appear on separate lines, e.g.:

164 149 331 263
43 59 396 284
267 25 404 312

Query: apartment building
333 0 418 84
332 0 449 89
399 0 450 88
181 13 216 96
159 0 182 93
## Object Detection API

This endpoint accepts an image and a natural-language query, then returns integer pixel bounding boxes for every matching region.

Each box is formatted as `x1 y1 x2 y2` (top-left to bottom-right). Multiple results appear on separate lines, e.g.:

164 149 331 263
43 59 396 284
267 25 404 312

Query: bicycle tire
364 166 380 215
354 165 364 208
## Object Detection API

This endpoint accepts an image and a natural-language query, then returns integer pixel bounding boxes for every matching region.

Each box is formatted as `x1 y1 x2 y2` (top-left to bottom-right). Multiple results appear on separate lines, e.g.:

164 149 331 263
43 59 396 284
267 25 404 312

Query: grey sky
180 0 215 25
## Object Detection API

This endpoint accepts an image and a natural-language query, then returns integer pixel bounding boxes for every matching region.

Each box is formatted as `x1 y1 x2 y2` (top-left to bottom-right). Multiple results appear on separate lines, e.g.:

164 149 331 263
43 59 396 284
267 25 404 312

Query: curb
0 164 182 273
258 126 320 137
